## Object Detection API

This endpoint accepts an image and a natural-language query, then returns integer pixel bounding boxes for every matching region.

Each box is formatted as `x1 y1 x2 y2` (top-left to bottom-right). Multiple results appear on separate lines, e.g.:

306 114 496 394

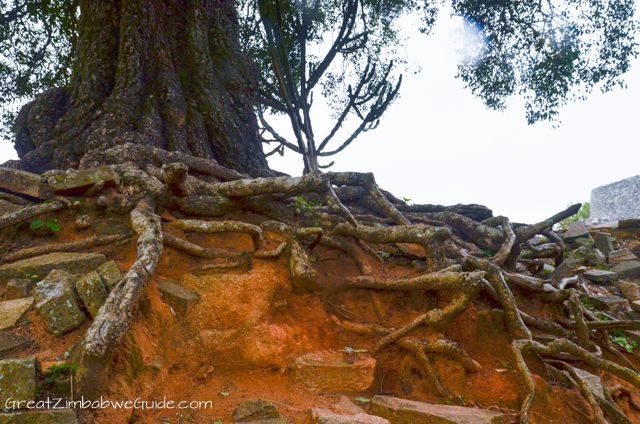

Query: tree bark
14 0 270 176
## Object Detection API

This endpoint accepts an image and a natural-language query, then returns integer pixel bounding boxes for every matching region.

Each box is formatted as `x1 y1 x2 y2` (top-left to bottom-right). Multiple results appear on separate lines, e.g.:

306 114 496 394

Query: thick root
82 199 163 358
163 233 239 258
0 200 67 231
172 219 264 250
2 234 131 263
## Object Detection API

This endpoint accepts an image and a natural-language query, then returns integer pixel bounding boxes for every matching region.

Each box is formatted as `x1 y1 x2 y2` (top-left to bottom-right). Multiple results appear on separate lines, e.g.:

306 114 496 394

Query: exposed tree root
490 217 516 266
326 172 409 225
320 235 372 275
3 157 616 423
82 199 163 358
163 233 239 259
332 316 480 399
608 385 640 413
332 223 450 272
171 219 264 251
0 191 33 206
81 143 251 181
0 199 67 231
462 256 531 340
512 338 640 424
260 221 324 294
2 233 131 263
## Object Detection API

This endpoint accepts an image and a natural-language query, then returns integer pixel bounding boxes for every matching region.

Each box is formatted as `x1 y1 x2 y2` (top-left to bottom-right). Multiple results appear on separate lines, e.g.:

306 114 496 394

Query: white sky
1 7 638 224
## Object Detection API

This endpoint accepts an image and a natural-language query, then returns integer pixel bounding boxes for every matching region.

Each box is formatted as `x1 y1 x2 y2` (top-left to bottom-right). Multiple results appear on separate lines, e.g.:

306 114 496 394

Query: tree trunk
14 0 270 176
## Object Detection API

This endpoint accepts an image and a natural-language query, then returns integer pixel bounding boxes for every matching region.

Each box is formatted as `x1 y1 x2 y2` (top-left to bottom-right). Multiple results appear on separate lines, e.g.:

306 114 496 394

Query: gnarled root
163 233 239 259
463 256 531 340
327 171 409 225
261 221 324 294
0 200 67 231
332 223 450 271
172 219 264 250
320 235 372 275
512 338 640 424
2 233 131 263
332 316 480 398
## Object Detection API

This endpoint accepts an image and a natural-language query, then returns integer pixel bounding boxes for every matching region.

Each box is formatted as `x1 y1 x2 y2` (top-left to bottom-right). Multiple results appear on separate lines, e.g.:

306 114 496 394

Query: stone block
156 280 199 316
594 234 614 256
47 167 120 195
334 396 366 415
612 261 640 280
312 408 390 424
609 249 639 264
548 258 581 286
631 301 640 313
590 175 640 222
0 331 31 357
0 409 78 424
583 270 618 283
291 351 376 392
0 168 52 200
588 294 629 313
370 396 509 424
562 222 590 244
570 246 606 266
0 252 106 281
620 219 640 228
234 399 280 422
96 261 124 292
75 271 108 319
0 357 36 406
618 282 640 302
5 279 35 300
33 270 86 335
0 298 33 331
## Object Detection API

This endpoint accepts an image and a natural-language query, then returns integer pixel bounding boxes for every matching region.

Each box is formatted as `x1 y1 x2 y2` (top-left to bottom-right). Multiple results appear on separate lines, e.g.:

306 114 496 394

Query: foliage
610 329 638 353
29 217 59 232
0 0 78 142
238 0 429 172
452 0 638 125
44 363 77 383
0 0 637 156
556 202 590 231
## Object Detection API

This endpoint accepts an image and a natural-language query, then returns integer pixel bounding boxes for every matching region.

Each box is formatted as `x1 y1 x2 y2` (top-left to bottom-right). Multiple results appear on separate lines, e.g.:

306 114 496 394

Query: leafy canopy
0 0 78 142
0 0 636 148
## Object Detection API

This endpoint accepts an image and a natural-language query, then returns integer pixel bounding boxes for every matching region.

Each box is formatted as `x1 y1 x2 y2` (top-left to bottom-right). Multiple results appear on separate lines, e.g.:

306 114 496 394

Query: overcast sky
1 7 638 224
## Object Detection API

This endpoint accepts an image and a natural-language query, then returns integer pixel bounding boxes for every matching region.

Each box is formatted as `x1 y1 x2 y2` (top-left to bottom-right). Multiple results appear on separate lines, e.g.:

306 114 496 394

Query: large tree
2 3 640 423
2 0 270 175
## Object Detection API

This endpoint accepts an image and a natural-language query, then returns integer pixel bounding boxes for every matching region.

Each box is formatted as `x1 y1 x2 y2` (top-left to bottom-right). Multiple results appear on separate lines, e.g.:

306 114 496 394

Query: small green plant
610 330 638 353
29 217 60 232
481 250 493 258
354 397 371 403
292 196 316 211
24 273 39 281
556 202 590 231
402 197 411 202
581 298 594 311
437 400 452 405
44 363 75 383
23 318 32 327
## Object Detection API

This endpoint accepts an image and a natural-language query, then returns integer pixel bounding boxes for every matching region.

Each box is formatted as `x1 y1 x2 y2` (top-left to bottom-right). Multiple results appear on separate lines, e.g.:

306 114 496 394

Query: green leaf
45 221 60 232
354 397 371 403
29 220 44 229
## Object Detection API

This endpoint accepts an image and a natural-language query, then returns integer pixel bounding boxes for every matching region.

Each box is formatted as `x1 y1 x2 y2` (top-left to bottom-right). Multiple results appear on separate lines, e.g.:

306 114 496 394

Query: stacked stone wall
591 175 640 222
